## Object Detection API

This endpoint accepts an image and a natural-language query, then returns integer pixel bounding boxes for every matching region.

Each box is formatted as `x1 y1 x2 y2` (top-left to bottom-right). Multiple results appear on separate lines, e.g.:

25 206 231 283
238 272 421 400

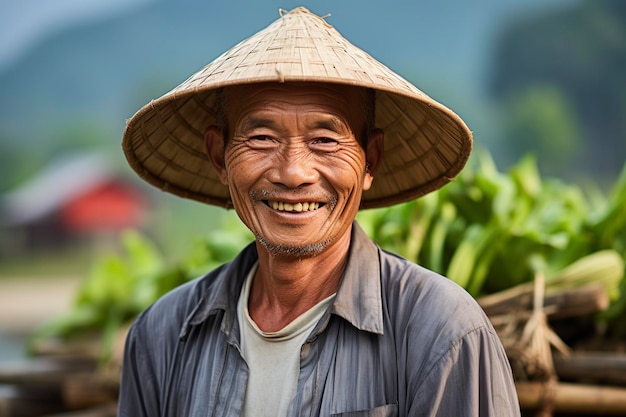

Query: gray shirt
118 222 521 417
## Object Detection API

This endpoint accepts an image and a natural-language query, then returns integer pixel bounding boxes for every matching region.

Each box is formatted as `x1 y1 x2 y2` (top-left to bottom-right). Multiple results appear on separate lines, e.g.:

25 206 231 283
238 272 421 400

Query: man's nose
269 146 319 188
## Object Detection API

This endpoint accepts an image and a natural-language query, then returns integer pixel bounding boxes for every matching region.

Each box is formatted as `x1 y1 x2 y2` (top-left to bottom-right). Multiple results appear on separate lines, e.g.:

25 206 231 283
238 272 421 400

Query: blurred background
0 0 624 377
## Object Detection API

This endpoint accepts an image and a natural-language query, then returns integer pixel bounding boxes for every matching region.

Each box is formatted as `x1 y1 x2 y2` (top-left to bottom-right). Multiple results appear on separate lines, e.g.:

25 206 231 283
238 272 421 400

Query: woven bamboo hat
122 7 472 209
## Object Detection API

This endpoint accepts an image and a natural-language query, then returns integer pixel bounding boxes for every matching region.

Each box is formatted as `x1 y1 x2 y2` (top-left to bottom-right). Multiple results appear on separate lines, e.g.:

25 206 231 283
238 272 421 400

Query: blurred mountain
0 0 573 163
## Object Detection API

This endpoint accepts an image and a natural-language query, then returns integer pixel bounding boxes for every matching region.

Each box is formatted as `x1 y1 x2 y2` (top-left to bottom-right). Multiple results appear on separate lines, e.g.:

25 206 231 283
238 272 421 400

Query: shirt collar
180 242 258 340
330 222 383 335
180 221 383 339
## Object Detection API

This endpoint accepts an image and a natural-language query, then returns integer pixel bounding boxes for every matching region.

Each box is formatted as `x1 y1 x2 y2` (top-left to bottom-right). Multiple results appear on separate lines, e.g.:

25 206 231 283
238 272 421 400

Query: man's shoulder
132 263 228 332
379 248 467 296
139 241 257 323
378 247 490 329
156 265 226 311
377 248 499 370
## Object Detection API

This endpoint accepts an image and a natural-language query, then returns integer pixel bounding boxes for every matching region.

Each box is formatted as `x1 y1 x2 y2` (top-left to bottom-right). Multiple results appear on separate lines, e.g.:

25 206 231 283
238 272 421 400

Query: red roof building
1 152 149 254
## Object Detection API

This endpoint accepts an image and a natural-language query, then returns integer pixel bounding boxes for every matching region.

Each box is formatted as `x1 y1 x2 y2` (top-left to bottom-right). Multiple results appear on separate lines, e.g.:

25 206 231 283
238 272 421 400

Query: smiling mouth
265 200 322 212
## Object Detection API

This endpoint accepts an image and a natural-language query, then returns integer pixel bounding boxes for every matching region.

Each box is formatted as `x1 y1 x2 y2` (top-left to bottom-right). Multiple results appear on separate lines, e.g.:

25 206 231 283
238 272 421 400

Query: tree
500 85 581 177
489 0 626 181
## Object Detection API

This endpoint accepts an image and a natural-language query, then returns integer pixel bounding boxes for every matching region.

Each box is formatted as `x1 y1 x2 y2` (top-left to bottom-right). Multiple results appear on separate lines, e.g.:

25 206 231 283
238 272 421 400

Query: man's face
206 82 382 257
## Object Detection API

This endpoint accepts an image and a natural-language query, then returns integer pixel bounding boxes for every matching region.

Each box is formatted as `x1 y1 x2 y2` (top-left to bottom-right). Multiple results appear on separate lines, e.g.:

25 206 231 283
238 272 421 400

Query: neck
248 225 352 332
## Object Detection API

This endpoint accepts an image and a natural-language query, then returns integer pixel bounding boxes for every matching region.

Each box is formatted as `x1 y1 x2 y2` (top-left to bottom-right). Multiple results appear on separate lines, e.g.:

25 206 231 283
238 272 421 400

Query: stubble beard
255 234 333 258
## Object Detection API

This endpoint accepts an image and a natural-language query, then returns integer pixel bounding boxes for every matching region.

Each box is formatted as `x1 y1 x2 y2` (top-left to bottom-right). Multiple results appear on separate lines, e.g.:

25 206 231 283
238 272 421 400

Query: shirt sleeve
117 317 161 417
411 326 521 417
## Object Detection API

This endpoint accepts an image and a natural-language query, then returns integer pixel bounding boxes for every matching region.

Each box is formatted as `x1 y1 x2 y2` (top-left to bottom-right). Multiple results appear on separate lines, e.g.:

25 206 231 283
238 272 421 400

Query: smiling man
118 7 521 417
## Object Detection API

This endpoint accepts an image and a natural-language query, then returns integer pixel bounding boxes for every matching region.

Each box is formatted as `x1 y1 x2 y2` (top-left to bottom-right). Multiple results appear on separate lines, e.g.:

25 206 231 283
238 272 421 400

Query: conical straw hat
122 7 472 209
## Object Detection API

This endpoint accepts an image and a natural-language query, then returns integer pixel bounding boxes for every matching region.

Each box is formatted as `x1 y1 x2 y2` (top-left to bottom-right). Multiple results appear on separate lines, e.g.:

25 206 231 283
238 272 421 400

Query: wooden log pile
478 276 626 416
0 357 117 417
0 328 125 417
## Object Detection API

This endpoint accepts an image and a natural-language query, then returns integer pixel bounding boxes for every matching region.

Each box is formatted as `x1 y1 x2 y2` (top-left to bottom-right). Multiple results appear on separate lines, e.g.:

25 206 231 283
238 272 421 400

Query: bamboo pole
41 402 117 417
517 381 626 415
554 352 626 386
479 283 608 319
0 358 95 385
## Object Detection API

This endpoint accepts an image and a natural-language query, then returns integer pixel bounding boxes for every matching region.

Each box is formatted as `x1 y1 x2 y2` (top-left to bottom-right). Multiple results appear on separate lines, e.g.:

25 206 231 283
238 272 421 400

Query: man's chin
256 235 331 258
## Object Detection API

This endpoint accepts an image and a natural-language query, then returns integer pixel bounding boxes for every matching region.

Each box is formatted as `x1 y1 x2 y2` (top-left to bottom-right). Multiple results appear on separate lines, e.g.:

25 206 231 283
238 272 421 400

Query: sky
0 0 576 73
0 0 155 69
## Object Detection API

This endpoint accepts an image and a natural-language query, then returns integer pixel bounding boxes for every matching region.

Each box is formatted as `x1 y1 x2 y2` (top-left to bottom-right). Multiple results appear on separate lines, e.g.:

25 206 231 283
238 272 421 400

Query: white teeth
268 201 320 212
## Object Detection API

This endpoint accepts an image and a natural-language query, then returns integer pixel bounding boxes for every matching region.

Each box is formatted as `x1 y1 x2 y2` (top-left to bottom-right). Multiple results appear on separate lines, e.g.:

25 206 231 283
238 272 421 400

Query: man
119 7 520 417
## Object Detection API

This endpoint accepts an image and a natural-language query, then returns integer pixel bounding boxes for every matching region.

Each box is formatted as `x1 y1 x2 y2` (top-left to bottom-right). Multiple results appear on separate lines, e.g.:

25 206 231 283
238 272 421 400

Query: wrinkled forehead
222 82 371 130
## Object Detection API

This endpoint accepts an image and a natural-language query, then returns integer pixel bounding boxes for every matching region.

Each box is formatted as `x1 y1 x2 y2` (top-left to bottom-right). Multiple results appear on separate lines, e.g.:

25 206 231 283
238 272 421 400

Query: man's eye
246 135 277 149
310 137 340 152
311 137 339 147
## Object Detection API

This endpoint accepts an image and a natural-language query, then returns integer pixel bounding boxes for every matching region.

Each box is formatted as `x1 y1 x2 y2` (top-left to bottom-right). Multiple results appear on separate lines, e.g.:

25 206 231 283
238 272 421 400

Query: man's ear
204 126 228 185
363 128 384 191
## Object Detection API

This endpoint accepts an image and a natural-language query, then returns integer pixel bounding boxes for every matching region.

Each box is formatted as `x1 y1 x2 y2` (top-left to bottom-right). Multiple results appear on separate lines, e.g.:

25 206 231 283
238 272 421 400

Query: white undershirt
237 263 335 417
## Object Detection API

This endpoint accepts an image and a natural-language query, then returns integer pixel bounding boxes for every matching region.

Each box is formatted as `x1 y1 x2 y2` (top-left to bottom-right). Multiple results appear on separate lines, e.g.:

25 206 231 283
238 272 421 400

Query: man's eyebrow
311 116 349 132
238 115 351 133
239 116 277 132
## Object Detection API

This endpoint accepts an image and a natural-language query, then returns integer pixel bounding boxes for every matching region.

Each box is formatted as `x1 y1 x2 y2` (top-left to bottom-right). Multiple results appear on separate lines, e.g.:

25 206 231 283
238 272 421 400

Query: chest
166 317 402 417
